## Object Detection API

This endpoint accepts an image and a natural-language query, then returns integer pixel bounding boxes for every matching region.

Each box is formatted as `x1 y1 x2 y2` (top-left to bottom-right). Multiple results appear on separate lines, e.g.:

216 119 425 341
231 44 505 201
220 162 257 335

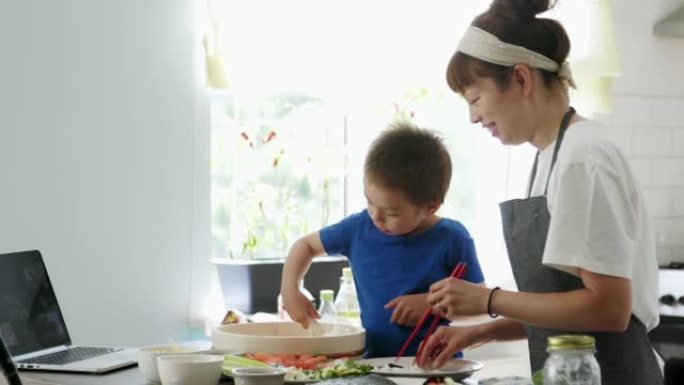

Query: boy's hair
364 121 452 206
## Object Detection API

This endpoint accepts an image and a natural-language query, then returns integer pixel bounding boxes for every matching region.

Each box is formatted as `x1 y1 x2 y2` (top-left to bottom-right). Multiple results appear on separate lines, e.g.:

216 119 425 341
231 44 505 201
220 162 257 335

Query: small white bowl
232 367 287 385
137 345 200 383
156 354 223 385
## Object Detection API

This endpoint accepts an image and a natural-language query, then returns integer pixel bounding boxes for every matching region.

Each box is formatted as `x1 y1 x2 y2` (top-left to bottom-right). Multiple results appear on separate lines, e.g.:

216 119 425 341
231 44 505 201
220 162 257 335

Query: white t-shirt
529 120 660 331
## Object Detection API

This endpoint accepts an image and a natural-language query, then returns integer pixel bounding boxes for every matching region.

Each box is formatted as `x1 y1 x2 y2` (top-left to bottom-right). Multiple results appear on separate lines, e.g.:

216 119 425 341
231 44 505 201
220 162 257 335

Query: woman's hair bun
489 0 554 20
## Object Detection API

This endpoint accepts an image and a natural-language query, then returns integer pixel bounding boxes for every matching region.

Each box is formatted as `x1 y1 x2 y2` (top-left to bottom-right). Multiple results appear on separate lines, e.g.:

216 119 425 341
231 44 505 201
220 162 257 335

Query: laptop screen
0 250 71 356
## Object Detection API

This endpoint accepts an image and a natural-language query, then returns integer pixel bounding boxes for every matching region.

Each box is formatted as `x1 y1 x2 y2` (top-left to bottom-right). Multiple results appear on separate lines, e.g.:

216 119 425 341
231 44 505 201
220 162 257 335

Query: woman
416 0 663 384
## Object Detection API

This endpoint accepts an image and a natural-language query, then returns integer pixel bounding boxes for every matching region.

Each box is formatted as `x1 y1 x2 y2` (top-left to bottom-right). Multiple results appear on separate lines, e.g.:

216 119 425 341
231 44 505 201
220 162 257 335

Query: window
211 92 346 259
208 0 494 257
210 86 510 270
206 0 618 302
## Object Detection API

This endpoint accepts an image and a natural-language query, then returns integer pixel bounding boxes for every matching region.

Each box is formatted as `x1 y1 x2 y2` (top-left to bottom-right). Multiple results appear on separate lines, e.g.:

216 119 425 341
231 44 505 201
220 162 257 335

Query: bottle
277 281 315 321
318 289 337 322
543 335 601 385
333 267 361 327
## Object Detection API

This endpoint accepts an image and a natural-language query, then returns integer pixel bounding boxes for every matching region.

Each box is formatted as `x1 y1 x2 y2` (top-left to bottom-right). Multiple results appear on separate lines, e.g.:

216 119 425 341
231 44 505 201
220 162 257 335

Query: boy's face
363 176 438 236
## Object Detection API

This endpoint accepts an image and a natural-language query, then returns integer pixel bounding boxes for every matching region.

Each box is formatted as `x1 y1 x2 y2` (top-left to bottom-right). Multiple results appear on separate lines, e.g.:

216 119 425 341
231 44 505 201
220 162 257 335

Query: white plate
358 356 483 381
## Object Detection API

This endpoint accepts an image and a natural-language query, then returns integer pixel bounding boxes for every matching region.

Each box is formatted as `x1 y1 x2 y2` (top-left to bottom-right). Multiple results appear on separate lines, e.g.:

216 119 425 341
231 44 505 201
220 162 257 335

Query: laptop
0 250 137 374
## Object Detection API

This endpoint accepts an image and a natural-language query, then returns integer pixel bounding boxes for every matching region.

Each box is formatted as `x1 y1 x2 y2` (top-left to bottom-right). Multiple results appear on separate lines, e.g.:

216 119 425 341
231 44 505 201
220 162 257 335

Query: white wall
0 0 210 346
609 0 684 265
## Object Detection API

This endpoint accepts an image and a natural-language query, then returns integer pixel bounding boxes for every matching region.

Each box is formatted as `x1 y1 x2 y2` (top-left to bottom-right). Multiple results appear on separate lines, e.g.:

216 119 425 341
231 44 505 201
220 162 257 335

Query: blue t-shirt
319 210 484 358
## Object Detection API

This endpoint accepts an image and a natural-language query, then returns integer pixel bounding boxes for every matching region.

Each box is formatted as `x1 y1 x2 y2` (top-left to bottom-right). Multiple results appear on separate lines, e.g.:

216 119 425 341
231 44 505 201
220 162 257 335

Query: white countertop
9 318 532 385
10 341 531 385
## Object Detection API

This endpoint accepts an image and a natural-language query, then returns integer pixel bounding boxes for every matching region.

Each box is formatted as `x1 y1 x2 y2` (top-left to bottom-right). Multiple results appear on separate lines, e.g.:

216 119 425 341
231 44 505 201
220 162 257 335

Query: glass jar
543 335 601 385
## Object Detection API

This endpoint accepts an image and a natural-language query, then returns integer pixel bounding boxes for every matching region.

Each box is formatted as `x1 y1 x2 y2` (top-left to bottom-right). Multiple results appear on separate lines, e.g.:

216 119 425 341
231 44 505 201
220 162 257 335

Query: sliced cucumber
222 354 272 375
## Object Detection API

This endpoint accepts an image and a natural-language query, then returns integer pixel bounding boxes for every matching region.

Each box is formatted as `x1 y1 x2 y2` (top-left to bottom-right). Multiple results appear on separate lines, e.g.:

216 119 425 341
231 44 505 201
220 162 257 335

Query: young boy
280 121 484 357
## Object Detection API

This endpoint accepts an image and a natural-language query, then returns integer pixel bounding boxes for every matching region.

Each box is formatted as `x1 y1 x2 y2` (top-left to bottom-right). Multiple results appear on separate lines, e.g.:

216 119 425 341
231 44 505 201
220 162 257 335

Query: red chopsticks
395 262 468 362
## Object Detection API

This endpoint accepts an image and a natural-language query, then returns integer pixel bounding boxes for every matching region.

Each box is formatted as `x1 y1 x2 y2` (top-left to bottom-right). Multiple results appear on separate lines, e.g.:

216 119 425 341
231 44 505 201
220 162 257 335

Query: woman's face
363 176 435 236
463 77 530 145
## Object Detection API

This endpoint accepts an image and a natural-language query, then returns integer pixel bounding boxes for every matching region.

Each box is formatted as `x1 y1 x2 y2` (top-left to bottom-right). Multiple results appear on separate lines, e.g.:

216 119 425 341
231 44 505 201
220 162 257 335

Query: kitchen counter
7 341 530 385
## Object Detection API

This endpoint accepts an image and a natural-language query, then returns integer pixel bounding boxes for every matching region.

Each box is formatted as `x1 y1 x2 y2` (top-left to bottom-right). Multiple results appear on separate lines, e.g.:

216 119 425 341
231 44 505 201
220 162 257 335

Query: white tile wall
652 98 683 127
653 158 684 187
657 247 673 265
607 97 653 127
674 188 684 216
608 95 684 264
629 158 654 186
642 188 672 217
611 0 684 264
634 126 671 157
674 129 684 157
601 124 634 156
673 247 684 261
654 218 684 248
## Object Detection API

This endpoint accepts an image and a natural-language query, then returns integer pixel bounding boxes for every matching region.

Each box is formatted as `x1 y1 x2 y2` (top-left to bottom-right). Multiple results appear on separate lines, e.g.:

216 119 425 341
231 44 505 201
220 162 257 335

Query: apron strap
526 152 540 198
526 107 576 198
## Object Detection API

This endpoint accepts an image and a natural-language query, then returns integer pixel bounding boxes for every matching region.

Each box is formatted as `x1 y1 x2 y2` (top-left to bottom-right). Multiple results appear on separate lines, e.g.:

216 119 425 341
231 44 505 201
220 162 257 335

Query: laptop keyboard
18 346 122 365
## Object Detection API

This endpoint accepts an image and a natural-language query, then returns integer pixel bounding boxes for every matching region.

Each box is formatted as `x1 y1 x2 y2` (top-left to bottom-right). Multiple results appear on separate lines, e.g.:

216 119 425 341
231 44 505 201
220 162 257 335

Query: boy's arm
280 232 327 328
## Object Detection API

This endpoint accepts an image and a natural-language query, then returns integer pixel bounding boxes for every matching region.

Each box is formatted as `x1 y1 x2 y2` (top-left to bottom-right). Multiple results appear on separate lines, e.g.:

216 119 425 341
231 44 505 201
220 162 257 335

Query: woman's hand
385 293 429 326
281 288 319 328
416 325 482 369
418 319 526 369
427 278 490 318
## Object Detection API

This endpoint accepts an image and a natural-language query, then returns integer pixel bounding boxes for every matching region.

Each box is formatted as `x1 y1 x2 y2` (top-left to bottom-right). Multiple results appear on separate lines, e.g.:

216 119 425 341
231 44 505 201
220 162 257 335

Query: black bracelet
487 286 501 318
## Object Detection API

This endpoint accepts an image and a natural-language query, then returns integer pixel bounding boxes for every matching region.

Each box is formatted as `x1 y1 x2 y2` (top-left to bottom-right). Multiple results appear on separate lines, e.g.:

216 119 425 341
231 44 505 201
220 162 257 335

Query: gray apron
499 108 663 385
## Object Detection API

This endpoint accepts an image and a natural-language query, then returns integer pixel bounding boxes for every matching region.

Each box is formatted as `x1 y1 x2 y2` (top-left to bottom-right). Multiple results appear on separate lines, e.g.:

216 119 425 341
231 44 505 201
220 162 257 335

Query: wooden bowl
212 322 365 357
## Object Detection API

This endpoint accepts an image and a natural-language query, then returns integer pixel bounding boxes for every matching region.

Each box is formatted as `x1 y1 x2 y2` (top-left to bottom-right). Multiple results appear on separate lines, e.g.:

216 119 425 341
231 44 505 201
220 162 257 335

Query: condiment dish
232 367 287 385
156 353 223 385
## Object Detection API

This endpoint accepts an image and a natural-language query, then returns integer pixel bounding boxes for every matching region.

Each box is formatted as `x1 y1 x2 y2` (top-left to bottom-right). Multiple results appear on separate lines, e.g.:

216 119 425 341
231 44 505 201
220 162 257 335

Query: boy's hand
385 293 429 326
281 288 319 328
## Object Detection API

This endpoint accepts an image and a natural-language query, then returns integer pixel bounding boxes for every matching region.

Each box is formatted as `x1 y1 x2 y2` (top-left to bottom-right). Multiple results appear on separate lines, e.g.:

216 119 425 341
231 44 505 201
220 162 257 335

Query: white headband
457 26 576 89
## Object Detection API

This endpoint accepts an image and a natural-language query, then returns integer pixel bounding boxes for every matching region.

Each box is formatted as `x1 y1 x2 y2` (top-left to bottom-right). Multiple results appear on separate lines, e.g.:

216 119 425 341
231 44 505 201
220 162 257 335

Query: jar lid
320 289 334 301
547 335 595 351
